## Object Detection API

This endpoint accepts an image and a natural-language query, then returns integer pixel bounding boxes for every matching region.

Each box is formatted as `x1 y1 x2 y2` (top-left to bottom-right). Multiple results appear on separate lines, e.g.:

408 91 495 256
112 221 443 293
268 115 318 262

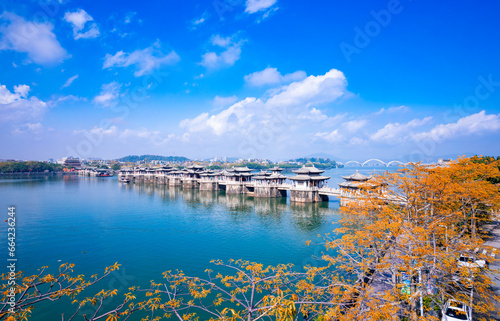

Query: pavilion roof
227 166 253 172
225 172 253 177
157 167 174 172
341 170 371 181
254 173 288 180
289 174 330 181
292 166 325 175
338 181 378 189
186 164 205 170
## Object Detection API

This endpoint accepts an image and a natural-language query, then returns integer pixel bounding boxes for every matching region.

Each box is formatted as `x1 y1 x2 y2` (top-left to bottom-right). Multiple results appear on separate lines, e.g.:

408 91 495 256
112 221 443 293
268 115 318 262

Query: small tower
338 170 372 190
224 166 254 194
289 166 330 203
253 166 288 198
199 170 222 191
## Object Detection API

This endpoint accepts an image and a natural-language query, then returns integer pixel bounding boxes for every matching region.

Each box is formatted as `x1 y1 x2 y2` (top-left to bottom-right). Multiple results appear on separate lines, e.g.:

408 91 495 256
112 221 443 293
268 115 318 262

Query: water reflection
0 175 56 185
253 198 288 226
290 202 338 232
62 175 81 189
13 175 340 235
118 182 340 232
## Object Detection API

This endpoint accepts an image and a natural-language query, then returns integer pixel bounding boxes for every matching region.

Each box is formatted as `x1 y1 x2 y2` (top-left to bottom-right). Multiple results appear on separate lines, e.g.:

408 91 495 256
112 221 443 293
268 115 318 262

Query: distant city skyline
1 0 500 161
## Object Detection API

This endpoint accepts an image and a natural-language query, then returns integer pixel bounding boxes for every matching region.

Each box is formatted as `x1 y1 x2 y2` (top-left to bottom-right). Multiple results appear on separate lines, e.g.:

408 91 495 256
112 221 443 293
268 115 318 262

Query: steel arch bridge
337 159 407 167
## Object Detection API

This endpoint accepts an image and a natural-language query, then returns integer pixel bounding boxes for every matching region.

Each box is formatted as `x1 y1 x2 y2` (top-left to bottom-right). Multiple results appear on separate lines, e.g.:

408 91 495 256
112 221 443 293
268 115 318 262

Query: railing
318 187 342 195
253 181 289 187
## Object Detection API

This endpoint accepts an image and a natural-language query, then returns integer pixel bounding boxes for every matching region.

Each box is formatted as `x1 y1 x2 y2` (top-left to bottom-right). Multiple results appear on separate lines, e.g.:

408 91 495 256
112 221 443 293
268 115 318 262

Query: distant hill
305 153 346 162
287 157 340 168
117 155 190 163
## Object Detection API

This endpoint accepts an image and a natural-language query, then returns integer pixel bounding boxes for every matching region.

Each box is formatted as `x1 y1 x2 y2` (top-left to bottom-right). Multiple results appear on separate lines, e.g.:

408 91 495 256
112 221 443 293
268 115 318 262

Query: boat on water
97 173 112 177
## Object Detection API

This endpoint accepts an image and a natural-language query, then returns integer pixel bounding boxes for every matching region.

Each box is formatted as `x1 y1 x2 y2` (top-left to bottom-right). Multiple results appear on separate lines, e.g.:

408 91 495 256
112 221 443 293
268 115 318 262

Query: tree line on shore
0 161 63 173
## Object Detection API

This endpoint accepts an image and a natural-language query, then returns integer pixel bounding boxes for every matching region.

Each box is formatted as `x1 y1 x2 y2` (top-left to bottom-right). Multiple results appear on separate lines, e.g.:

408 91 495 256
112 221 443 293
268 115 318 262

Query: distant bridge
337 159 407 167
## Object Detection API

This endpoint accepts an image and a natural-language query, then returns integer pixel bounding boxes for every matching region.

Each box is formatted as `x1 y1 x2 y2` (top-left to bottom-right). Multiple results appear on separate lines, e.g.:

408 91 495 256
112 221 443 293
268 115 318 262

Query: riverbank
0 172 77 176
476 216 500 319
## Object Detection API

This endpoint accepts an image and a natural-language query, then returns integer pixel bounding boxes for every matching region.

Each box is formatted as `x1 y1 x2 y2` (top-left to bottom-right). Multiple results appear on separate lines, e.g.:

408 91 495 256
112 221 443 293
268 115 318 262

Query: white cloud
63 9 91 30
375 105 410 115
191 12 208 29
74 125 118 136
200 35 243 70
0 12 68 65
266 69 347 108
120 128 175 145
245 0 277 14
343 119 367 133
298 108 328 122
181 97 258 135
0 84 47 122
315 130 343 143
0 84 26 104
74 25 99 39
244 67 306 87
48 94 85 106
25 122 42 131
73 125 175 146
350 137 366 145
104 43 180 76
176 68 350 159
93 82 121 106
413 111 500 142
13 122 43 135
323 113 348 127
371 117 432 143
14 84 30 98
259 7 278 21
180 68 348 137
63 9 100 40
213 95 238 107
211 35 232 47
193 17 205 25
61 74 78 88
124 12 137 24
200 47 240 69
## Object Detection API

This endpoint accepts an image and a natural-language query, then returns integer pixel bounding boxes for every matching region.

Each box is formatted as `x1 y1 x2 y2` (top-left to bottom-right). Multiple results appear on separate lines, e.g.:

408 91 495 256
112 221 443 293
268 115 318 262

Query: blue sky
1 0 500 161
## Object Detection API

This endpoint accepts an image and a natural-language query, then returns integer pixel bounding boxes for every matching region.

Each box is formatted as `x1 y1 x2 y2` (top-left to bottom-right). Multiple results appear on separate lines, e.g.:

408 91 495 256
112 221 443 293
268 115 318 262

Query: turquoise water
0 166 393 320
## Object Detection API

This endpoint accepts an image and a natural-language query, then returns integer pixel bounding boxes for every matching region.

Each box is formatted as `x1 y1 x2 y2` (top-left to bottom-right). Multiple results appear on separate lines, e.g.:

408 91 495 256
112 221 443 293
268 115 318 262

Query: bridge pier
169 177 182 186
225 182 251 194
155 175 168 185
254 186 286 198
182 178 199 189
200 181 220 191
290 189 328 203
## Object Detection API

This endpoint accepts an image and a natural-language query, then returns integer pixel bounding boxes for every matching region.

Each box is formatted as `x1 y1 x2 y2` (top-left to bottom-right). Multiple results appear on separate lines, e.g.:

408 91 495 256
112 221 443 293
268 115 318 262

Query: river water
0 166 392 320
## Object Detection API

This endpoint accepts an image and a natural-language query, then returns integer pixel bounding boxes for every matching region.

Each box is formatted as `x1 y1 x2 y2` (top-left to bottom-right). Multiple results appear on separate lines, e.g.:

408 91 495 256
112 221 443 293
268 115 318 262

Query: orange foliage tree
320 157 500 320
